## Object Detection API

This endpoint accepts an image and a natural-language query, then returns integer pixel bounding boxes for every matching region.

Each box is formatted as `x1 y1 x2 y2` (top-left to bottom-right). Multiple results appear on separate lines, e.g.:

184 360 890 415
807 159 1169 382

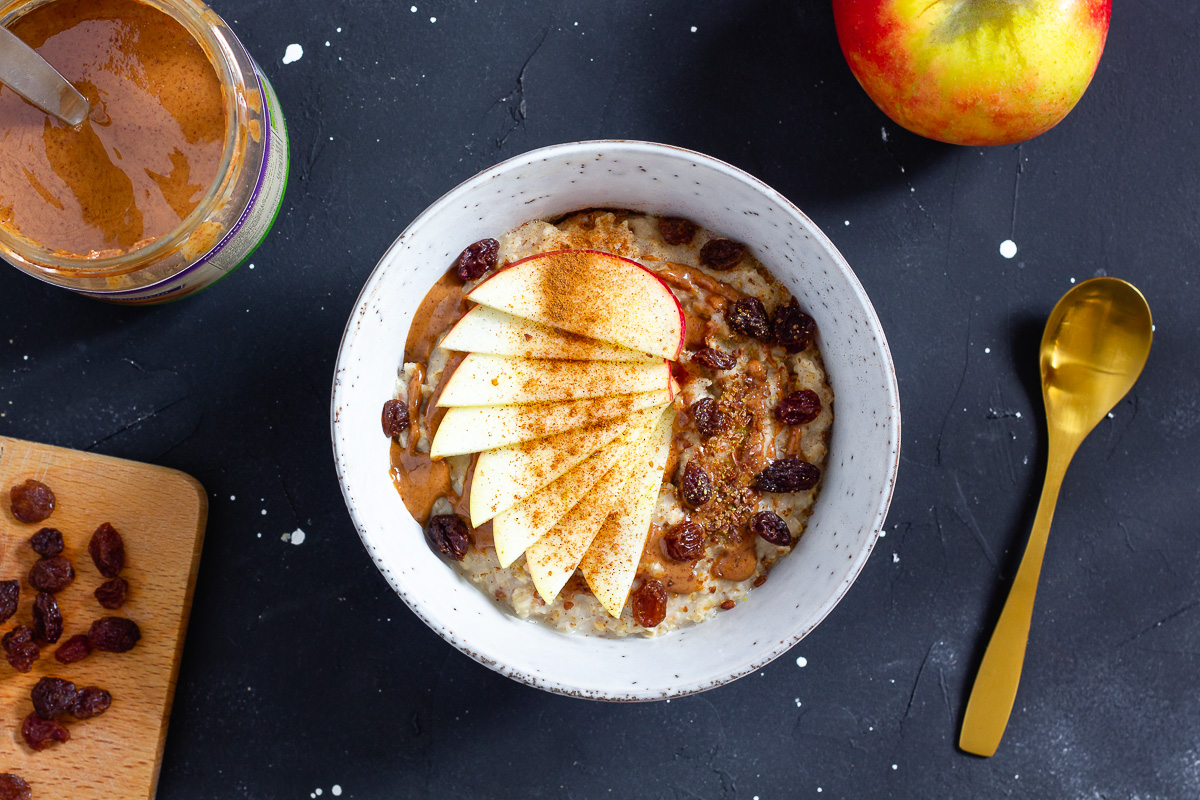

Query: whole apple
832 0 1111 146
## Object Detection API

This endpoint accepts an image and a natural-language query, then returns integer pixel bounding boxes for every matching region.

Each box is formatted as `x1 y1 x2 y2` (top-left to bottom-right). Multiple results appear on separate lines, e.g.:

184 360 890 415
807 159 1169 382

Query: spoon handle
959 441 1075 757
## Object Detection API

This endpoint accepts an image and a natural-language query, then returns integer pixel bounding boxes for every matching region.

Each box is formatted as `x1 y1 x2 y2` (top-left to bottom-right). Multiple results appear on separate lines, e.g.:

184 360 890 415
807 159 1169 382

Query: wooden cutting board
0 436 207 799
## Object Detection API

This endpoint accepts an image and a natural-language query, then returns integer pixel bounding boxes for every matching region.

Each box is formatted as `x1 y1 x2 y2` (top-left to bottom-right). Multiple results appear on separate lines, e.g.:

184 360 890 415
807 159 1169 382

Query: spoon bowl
960 277 1152 757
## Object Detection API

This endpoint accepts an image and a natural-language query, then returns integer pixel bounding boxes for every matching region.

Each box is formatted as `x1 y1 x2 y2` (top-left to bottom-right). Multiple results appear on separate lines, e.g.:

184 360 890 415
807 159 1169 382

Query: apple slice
439 306 658 362
466 250 685 361
525 410 661 603
469 416 632 527
492 433 634 568
429 389 671 458
437 353 670 407
579 403 677 618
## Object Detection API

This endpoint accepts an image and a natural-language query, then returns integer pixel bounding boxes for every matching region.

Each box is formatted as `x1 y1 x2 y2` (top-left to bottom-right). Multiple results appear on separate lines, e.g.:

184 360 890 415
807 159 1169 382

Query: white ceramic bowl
332 141 900 701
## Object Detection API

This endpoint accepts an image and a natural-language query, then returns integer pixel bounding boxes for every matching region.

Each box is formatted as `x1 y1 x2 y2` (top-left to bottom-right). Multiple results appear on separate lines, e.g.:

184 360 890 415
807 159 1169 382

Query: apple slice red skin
468 250 687 361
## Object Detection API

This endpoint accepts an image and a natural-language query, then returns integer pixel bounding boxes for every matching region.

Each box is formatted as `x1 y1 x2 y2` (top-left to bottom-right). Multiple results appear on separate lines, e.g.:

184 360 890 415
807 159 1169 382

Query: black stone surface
2 2 1197 798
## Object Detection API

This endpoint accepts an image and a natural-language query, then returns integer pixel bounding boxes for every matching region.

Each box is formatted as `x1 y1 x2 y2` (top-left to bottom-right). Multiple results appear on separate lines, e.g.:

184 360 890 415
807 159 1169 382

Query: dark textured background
3 1 1198 797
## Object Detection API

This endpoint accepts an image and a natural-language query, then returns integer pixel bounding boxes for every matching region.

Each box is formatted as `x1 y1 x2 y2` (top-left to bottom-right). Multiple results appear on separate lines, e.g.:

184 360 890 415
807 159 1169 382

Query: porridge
385 210 833 637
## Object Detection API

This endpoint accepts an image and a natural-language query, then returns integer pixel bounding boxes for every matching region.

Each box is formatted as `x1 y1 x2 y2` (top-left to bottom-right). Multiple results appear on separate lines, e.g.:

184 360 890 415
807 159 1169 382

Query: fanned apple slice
469 416 632 527
437 353 670 407
429 389 671 458
466 250 686 361
579 403 677 618
525 409 661 602
492 434 634 568
440 306 658 362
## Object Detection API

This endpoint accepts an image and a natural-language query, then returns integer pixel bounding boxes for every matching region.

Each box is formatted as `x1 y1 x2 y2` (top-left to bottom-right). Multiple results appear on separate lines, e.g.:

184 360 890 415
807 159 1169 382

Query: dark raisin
425 514 470 561
631 579 668 627
775 390 822 425
720 599 737 610
55 634 93 665
381 398 410 439
689 398 724 439
726 296 771 340
658 217 697 246
0 774 32 800
89 522 125 578
88 617 141 653
750 511 793 546
2 626 39 672
454 238 499 281
699 238 748 271
30 527 64 557
679 461 714 508
33 592 63 644
663 522 706 562
0 581 17 626
94 577 129 610
72 687 112 720
9 479 55 523
28 556 74 593
31 677 77 719
694 347 736 370
753 458 821 493
21 712 69 750
773 297 817 353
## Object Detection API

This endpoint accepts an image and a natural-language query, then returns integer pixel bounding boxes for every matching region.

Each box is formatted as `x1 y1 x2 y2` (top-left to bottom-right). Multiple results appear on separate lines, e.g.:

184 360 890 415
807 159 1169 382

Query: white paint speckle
324 40 330 46
795 656 807 668
1015 411 1022 419
315 790 323 797
332 787 342 797
999 239 1018 259
893 552 900 563
984 347 991 354
892 764 898 770
818 789 823 794
290 528 307 546
881 126 889 142
336 27 342 33
248 263 255 269
256 533 262 538
794 697 802 707
690 25 697 32
1107 412 1114 419
260 509 267 516
844 220 850 226
1070 277 1076 284
878 530 886 538
410 4 416 10
229 495 236 501
282 43 304 64
430 16 436 22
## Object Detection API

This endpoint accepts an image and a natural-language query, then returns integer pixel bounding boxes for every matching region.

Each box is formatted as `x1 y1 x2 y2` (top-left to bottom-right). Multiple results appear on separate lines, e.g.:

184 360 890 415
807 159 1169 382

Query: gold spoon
959 277 1153 757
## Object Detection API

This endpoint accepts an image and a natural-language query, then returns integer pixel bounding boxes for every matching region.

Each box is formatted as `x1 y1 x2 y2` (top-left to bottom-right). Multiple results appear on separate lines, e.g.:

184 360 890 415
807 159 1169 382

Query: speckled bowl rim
331 140 901 701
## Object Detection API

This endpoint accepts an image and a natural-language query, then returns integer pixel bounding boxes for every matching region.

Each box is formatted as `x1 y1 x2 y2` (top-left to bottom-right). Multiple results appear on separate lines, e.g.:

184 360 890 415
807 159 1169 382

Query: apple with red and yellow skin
833 0 1111 146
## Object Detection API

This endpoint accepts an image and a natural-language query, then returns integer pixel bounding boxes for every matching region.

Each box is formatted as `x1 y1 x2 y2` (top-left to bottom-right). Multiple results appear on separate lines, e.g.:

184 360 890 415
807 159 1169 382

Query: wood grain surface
0 436 207 799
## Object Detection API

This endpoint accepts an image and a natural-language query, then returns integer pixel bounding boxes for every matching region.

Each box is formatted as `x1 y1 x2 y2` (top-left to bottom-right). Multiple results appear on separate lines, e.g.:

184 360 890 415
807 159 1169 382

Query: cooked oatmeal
388 210 833 637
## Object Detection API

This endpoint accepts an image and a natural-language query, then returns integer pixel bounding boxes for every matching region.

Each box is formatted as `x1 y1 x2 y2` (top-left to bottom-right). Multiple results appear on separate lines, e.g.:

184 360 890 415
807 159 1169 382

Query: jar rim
0 0 253 277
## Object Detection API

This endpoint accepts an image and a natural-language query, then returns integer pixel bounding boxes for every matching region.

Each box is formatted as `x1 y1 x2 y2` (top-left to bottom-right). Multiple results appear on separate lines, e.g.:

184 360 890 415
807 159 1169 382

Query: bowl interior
332 141 900 700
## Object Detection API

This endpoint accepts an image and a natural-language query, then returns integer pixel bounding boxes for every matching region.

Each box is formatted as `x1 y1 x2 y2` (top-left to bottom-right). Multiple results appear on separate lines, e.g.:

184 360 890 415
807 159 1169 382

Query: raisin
753 458 821 493
694 347 736 371
663 522 706 562
454 238 499 281
631 579 668 627
0 581 17 626
689 398 724 439
9 480 55 523
726 297 770 340
425 514 469 561
720 599 737 610
31 677 77 719
88 523 125 578
21 712 68 750
94 577 128 610
381 398 410 439
679 461 714 508
33 592 63 644
30 527 64 557
28 556 74 593
658 217 697 246
54 634 93 665
773 297 817 353
0 774 32 800
72 687 112 720
699 238 748 271
2 626 39 672
775 390 822 425
88 617 141 653
750 511 793 546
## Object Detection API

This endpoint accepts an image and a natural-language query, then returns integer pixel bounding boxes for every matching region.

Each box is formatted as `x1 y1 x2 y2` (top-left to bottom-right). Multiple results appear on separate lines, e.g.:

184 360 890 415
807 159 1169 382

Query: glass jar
0 0 289 304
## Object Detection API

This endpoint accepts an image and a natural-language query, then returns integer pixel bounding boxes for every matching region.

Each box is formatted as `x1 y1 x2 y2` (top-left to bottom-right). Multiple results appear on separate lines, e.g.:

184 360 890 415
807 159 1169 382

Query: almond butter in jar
0 0 289 304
